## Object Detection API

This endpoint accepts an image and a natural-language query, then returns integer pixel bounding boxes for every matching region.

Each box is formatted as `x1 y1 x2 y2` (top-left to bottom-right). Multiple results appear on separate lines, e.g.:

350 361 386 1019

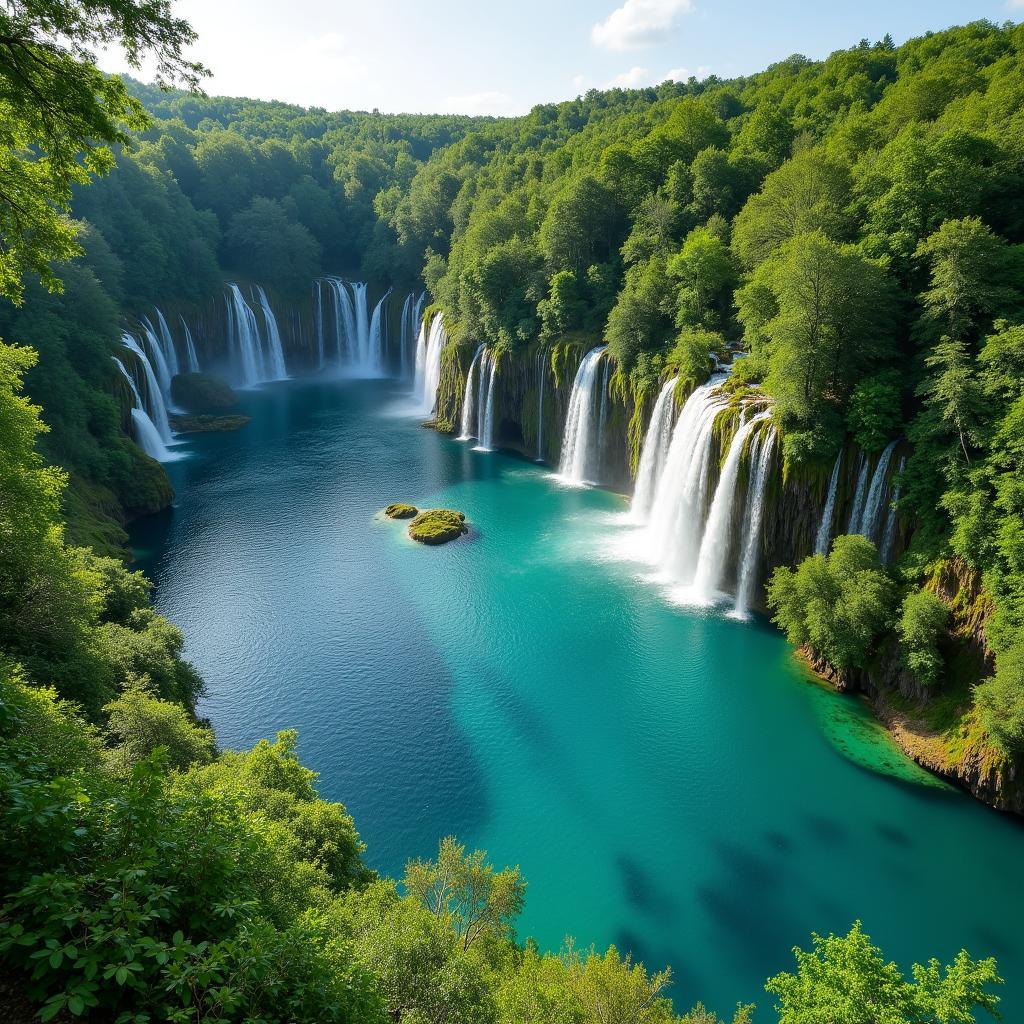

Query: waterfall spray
459 346 484 441
477 353 498 452
414 313 446 416
858 440 899 543
815 452 843 555
113 355 175 462
179 316 200 373
558 346 607 485
631 377 678 524
120 333 173 443
254 286 288 381
733 422 777 618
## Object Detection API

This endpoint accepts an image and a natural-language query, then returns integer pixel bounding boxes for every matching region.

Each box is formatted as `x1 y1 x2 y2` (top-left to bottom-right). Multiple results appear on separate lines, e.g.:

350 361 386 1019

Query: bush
976 644 1024 754
897 589 949 685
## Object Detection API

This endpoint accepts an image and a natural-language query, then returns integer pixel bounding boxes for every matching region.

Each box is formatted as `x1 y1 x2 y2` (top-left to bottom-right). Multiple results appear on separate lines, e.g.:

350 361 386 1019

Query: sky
98 0 1023 116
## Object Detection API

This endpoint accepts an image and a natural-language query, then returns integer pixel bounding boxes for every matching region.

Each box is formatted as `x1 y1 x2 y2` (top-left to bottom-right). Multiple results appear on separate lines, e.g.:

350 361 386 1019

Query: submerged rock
384 503 419 519
408 508 468 545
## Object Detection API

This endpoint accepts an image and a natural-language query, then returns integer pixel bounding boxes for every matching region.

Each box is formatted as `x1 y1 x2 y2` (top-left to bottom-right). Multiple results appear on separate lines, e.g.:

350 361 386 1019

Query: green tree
897 589 949 686
225 197 322 294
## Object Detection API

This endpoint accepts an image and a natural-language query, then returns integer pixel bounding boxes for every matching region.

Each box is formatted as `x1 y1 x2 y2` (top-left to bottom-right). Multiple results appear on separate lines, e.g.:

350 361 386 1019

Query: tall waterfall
113 355 175 462
399 291 426 380
368 288 392 372
858 440 899 543
558 346 607 485
352 282 370 367
631 377 678 524
120 333 174 446
642 376 729 584
845 453 870 534
879 456 905 564
691 412 771 604
477 352 498 453
153 310 180 379
254 286 288 381
459 346 484 440
536 349 547 462
815 452 843 555
139 316 175 400
179 316 200 373
314 280 325 368
413 313 446 416
317 279 393 375
733 422 777 618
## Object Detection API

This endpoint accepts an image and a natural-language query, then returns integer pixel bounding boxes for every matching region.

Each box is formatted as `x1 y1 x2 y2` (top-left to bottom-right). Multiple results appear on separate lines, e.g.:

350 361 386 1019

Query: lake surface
134 377 1024 1016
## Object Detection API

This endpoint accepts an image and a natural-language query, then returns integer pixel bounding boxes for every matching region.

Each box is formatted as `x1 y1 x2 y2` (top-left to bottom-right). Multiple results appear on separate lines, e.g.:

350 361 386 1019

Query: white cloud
592 0 695 51
441 91 518 116
605 66 655 89
664 64 711 82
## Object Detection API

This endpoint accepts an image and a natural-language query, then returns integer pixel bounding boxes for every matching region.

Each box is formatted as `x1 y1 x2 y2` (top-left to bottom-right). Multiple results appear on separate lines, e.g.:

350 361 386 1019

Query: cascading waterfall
413 313 446 416
477 352 498 452
326 278 358 366
815 452 843 555
558 346 607 485
113 355 175 462
458 346 484 440
631 377 678 524
352 282 370 367
318 279 395 375
691 412 771 604
399 293 414 380
733 422 777 618
643 376 730 584
880 456 906 564
179 316 200 373
858 440 899 543
536 350 547 462
139 316 175 400
120 333 173 445
846 453 870 534
153 309 180 379
314 280 325 368
367 288 392 374
254 285 288 381
226 284 267 387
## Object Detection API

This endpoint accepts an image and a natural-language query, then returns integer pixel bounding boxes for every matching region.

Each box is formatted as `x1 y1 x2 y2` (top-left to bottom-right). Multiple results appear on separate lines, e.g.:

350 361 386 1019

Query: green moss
170 372 238 413
408 508 468 545
170 414 250 433
384 503 418 519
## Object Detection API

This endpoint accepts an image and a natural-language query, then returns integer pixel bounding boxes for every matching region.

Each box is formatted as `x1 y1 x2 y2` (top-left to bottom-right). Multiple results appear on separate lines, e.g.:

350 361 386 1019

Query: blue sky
99 0 1022 115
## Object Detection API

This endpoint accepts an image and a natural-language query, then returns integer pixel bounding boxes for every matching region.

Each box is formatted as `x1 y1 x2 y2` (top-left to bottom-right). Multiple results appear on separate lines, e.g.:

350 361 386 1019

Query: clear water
133 378 1024 1017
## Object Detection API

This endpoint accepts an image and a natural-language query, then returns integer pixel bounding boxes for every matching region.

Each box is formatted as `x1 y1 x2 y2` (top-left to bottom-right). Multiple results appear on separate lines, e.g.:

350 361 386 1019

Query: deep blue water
133 377 1024 1017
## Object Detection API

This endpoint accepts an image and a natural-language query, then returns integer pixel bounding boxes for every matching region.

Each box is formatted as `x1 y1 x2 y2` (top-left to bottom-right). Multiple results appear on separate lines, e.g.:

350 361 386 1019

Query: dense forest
1 0 1021 1020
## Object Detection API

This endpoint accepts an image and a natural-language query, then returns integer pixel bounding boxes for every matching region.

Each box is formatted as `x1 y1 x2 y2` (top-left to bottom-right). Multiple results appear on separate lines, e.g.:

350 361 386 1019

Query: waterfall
558 346 607 485
631 377 678 524
179 316 200 373
153 309 180 379
254 285 288 381
642 376 729 584
858 440 899 543
691 413 771 603
477 352 498 452
225 284 266 387
414 313 446 416
399 294 414 380
815 452 843 555
733 422 777 618
879 456 905 564
352 282 370 366
120 333 173 444
112 356 175 462
845 453 870 534
139 316 174 399
314 280 325 368
459 346 484 440
368 288 392 374
536 350 547 462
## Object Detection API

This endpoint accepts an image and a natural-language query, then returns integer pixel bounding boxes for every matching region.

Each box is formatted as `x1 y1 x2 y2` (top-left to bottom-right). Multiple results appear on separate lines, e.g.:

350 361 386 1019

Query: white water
858 440 899 543
112 356 176 462
691 412 771 604
119 334 174 446
631 377 678 524
815 452 843 556
458 346 484 440
642 376 729 584
254 286 288 381
318 279 394 376
368 288 393 374
733 422 777 618
477 352 498 453
536 350 547 462
845 453 870 534
179 316 200 373
225 284 267 387
399 294 414 380
879 456 905 564
413 313 446 416
139 316 175 401
557 346 607 486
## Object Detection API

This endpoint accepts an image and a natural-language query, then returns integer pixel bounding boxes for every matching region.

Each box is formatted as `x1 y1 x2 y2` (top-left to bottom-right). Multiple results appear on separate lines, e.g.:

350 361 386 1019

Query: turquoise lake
134 377 1024 1017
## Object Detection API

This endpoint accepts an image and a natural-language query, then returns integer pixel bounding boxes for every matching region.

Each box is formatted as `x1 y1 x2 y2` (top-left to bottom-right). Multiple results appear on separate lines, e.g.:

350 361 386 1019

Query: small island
408 508 468 545
383 503 418 519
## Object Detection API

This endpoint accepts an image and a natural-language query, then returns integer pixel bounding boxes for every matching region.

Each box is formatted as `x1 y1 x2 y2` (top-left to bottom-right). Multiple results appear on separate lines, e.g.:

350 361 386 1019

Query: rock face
171 372 238 413
384 503 418 519
408 509 468 545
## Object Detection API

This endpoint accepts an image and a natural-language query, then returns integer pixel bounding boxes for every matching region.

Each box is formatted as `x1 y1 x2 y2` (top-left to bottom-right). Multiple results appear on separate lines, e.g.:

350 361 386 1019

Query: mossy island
384 503 418 519
408 508 468 545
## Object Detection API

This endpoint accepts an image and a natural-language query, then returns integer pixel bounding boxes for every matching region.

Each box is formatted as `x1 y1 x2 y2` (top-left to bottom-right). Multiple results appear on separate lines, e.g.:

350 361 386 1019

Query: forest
1 0 1021 1020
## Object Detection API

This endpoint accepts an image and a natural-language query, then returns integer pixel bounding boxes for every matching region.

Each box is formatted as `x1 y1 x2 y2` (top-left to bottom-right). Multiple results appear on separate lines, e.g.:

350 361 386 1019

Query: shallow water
134 377 1024 1016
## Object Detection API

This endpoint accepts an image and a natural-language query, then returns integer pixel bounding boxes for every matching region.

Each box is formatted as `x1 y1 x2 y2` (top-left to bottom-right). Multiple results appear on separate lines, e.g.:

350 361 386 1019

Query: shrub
897 589 949 685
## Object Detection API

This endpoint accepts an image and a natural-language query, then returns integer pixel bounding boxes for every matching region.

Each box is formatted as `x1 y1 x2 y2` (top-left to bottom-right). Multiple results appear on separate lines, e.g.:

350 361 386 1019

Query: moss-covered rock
170 414 250 433
384 503 418 519
408 508 468 545
171 372 238 413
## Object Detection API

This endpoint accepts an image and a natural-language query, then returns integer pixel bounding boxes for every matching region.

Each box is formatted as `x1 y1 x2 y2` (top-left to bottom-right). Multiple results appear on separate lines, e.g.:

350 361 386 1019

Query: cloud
592 0 695 51
605 66 655 89
664 65 711 82
442 91 518 116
